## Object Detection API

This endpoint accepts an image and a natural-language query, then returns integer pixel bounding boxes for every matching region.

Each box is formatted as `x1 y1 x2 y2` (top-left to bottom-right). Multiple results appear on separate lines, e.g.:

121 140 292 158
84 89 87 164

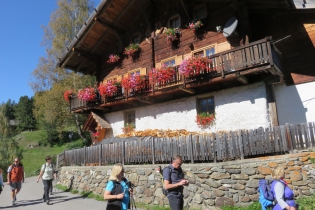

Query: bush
297 194 315 209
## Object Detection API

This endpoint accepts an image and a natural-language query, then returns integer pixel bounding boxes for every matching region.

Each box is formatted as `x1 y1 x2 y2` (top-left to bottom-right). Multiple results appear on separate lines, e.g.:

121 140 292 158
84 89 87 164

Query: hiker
163 154 189 210
271 166 296 210
104 163 133 210
7 157 24 205
0 168 4 194
36 156 57 205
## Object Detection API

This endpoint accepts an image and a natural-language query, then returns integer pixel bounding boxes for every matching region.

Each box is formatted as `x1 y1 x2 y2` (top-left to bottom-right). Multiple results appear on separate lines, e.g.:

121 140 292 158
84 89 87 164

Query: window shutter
140 67 147 75
217 42 231 53
175 55 183 65
155 62 161 69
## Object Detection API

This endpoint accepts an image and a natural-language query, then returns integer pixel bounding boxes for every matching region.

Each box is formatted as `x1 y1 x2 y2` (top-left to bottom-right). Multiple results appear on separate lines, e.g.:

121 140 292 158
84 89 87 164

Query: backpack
161 166 184 196
9 164 24 182
258 179 285 210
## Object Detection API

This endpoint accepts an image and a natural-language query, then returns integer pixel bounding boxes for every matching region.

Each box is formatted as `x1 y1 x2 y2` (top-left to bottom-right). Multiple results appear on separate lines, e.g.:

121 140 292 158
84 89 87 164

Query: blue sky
0 0 100 104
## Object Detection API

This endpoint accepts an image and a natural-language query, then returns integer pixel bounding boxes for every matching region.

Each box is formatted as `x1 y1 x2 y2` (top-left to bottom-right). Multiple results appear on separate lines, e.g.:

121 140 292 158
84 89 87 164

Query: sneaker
50 192 53 195
12 201 15 205
46 200 50 205
14 195 16 201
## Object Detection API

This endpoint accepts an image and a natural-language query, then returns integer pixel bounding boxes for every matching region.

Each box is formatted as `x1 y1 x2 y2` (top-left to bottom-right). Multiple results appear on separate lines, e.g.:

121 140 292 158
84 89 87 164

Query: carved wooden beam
73 48 101 64
94 18 124 44
59 50 75 68
235 72 248 84
179 86 196 94
136 96 154 104
137 0 151 31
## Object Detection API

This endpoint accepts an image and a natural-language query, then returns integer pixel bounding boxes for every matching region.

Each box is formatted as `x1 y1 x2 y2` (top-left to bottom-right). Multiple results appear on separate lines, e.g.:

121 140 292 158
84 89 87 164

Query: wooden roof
57 0 296 75
82 111 111 131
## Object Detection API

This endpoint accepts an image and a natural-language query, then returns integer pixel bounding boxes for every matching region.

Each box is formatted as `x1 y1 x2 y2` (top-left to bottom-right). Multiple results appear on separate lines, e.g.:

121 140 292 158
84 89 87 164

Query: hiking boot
12 201 15 205
46 200 50 205
50 192 53 195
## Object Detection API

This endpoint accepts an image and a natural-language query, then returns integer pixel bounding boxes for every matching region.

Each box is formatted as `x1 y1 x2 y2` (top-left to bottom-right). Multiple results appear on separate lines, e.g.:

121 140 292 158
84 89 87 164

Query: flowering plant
121 75 146 91
196 112 215 128
122 123 135 134
164 28 180 43
77 87 96 101
124 43 140 56
149 66 176 83
92 132 100 138
179 56 210 77
107 54 120 64
98 81 121 97
187 20 204 32
63 90 73 103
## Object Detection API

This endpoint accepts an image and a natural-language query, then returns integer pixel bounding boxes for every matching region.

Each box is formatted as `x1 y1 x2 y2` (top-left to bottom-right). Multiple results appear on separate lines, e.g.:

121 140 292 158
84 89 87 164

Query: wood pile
117 129 201 138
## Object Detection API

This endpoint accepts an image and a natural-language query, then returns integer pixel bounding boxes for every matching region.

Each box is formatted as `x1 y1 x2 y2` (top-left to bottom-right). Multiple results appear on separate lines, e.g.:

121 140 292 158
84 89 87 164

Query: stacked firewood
117 129 201 138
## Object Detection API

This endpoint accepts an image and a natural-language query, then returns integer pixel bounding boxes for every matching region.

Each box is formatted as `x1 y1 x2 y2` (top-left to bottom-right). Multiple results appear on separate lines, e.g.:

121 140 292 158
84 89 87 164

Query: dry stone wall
58 152 315 210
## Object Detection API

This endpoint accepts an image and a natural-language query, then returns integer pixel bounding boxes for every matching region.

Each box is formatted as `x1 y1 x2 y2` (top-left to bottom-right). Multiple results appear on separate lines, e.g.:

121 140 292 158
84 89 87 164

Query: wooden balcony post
267 38 274 66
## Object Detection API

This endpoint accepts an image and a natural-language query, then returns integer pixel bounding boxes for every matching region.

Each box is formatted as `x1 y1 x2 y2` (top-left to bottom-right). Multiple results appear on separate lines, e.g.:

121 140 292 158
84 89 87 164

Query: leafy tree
30 0 95 141
13 96 36 132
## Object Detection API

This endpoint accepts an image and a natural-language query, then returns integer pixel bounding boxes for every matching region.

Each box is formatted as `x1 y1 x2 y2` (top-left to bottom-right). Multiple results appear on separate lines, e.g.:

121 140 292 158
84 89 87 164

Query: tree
30 0 95 139
13 96 36 132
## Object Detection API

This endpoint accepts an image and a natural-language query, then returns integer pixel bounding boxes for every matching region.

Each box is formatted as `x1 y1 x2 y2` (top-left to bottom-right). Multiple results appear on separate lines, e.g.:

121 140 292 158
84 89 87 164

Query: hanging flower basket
77 87 96 102
149 66 176 84
124 43 140 56
179 56 211 77
98 81 121 97
121 75 146 91
107 54 120 64
164 28 181 43
196 112 215 128
63 90 73 103
187 20 204 32
92 132 100 139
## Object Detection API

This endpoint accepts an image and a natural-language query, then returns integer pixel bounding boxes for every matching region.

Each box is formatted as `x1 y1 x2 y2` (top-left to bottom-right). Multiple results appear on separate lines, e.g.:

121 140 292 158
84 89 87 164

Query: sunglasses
14 160 19 162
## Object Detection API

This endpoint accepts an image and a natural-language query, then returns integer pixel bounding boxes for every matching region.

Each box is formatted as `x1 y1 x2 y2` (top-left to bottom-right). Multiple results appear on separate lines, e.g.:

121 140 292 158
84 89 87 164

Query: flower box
121 74 147 91
149 66 176 85
179 56 212 77
98 81 121 97
107 54 120 64
196 112 215 128
77 87 96 102
164 28 181 43
122 123 135 134
124 43 140 56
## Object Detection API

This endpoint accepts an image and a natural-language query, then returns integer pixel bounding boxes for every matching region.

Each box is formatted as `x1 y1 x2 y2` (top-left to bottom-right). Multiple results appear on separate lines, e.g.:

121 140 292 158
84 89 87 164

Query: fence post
152 137 155 165
122 141 125 165
286 123 294 154
99 144 102 166
190 135 194 164
56 154 59 169
238 130 244 160
84 146 86 166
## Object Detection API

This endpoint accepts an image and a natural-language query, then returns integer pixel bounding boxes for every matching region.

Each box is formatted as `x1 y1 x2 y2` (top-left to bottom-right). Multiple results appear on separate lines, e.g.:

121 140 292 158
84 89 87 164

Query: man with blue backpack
258 166 297 210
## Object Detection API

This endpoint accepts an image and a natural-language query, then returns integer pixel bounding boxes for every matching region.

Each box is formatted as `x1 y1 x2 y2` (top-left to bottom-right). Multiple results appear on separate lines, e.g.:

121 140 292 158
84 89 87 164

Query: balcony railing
69 37 281 111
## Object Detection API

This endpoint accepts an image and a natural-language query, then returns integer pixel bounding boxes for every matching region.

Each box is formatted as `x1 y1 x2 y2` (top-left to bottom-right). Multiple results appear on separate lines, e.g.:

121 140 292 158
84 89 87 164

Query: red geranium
107 54 120 64
63 90 73 103
98 81 120 97
196 112 215 128
77 87 96 101
121 75 146 91
149 66 176 84
179 56 211 77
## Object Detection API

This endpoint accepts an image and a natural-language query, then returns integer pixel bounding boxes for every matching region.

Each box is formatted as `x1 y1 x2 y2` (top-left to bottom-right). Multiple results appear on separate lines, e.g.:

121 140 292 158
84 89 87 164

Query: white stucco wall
105 82 270 137
274 81 315 125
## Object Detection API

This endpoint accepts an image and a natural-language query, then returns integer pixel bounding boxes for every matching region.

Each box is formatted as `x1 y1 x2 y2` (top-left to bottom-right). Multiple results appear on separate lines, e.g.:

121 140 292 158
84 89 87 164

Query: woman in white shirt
36 156 56 205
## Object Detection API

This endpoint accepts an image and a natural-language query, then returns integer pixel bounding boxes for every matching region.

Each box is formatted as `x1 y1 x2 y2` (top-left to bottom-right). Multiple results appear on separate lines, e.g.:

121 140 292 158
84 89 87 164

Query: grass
15 130 82 177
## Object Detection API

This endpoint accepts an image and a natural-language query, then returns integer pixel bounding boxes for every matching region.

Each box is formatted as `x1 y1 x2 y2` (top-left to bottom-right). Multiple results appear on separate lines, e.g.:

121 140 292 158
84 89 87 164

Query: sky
0 0 101 104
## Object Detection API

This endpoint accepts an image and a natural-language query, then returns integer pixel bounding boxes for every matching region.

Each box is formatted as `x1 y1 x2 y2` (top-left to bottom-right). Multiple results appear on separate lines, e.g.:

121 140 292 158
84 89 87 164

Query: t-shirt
105 180 130 210
41 163 55 180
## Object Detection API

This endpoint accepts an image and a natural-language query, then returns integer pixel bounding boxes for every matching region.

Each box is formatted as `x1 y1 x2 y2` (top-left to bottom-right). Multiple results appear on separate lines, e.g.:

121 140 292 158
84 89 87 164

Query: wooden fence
58 122 315 167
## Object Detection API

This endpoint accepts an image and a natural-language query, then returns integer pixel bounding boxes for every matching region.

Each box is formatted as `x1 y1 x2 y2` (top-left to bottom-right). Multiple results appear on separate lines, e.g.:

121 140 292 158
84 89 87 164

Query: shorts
10 182 22 190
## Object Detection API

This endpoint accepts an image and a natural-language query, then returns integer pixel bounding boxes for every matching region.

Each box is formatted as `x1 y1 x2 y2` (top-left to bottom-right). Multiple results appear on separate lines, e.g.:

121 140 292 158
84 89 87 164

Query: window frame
193 3 207 20
197 96 215 115
168 14 181 29
124 110 136 127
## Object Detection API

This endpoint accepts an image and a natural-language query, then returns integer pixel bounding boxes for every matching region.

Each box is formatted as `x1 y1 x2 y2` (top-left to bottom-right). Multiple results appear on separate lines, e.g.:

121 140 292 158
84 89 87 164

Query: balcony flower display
123 43 140 56
98 81 120 97
187 20 204 32
63 90 73 103
149 66 176 83
121 74 146 91
107 54 120 64
77 87 96 101
164 28 180 43
196 112 215 128
179 56 210 77
122 123 135 134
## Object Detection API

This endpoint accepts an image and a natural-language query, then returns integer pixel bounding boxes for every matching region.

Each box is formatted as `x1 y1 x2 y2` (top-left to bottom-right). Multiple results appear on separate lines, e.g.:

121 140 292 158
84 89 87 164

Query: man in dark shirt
163 154 189 210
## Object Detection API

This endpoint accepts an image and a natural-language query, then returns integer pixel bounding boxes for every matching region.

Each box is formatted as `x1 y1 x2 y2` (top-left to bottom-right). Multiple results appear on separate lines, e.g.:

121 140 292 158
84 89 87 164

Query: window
130 70 140 77
125 111 135 126
163 59 175 67
194 3 207 20
131 35 140 44
198 97 214 114
169 16 180 28
193 46 215 57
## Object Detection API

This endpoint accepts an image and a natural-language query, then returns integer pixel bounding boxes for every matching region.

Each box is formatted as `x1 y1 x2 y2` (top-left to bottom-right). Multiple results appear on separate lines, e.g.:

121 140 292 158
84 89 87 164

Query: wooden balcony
69 37 282 113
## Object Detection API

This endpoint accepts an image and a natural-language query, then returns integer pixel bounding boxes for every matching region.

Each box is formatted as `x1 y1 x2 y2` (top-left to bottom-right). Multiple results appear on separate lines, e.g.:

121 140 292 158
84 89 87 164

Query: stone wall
58 152 315 210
